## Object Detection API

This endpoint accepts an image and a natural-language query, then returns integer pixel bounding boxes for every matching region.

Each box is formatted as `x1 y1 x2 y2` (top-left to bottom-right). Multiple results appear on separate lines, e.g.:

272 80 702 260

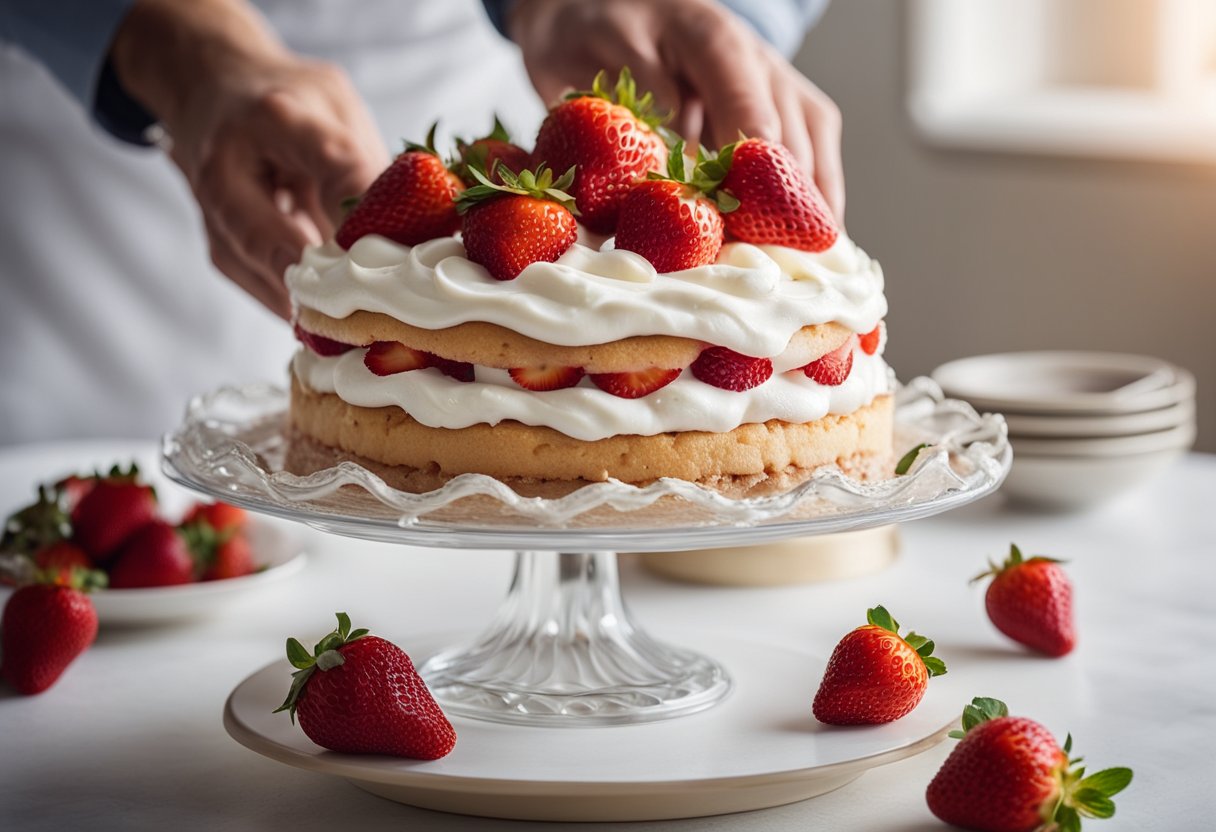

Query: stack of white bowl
932 352 1196 511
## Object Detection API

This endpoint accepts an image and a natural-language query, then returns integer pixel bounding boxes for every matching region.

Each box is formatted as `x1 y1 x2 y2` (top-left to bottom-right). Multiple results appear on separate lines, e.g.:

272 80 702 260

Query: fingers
774 75 814 175
802 89 845 221
204 216 292 320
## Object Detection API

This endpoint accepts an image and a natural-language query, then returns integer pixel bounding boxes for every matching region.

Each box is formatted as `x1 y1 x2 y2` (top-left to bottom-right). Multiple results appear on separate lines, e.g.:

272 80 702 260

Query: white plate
1003 399 1195 438
224 632 957 822
932 352 1194 415
0 439 307 625
1009 420 1195 458
1002 446 1186 510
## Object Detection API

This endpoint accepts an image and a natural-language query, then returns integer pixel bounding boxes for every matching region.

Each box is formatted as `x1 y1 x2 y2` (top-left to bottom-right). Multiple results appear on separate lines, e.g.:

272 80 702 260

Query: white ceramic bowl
1001 446 1187 511
932 352 1195 415
1009 420 1196 458
1003 399 1195 438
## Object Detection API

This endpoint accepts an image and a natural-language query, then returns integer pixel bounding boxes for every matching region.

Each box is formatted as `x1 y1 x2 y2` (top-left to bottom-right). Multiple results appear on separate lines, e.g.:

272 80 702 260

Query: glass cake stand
162 377 1010 729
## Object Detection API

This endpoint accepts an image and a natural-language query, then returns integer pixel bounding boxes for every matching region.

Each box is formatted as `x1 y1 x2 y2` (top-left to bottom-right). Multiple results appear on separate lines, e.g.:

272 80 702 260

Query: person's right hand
111 0 389 319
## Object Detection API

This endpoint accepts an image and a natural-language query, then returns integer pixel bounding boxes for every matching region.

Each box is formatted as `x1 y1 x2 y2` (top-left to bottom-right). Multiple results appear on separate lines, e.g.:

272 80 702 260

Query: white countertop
1 442 1212 831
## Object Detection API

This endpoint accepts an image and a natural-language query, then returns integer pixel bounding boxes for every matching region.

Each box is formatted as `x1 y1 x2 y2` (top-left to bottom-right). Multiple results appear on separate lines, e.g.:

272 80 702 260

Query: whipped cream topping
287 233 886 358
294 347 892 441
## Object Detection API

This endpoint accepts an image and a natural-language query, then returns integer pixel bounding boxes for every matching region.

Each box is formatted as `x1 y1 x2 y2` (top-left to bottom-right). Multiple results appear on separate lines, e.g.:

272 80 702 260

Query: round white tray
224 631 956 822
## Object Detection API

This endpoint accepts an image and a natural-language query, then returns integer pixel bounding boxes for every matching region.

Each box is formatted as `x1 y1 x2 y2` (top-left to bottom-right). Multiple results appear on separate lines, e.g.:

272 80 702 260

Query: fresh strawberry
70 466 157 563
54 474 97 513
690 346 772 392
532 68 668 233
813 605 946 725
1 567 104 694
34 541 93 580
183 501 247 534
336 125 465 249
275 613 456 760
803 337 855 386
719 137 838 252
973 544 1076 657
108 520 194 588
456 117 532 185
508 365 586 391
859 323 883 356
293 322 358 357
589 367 682 399
202 535 255 581
456 163 579 281
927 697 1132 832
364 341 429 376
426 355 476 383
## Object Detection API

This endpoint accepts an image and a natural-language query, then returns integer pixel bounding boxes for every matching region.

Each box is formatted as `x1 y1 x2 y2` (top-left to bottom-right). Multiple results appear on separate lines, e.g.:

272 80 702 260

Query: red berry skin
803 339 855 386
34 541 94 579
108 521 195 589
183 502 247 534
70 481 158 563
1 584 98 694
986 560 1076 657
294 322 357 357
459 139 533 185
588 367 682 399
690 347 773 392
812 624 929 725
533 96 667 234
296 636 456 760
614 180 724 273
721 138 838 252
859 324 882 356
462 195 578 281
927 716 1066 832
336 151 465 249
203 535 255 581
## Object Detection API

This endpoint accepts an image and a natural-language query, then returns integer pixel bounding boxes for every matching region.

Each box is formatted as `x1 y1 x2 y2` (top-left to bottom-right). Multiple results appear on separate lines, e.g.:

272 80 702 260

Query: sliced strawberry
589 367 681 399
508 365 585 391
364 341 428 376
294 322 357 357
859 323 883 356
690 347 772 392
427 355 476 383
803 339 855 386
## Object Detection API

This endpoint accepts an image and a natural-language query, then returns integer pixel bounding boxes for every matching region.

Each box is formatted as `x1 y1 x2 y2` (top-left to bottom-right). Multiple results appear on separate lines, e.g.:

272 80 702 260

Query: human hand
111 0 389 318
509 0 845 220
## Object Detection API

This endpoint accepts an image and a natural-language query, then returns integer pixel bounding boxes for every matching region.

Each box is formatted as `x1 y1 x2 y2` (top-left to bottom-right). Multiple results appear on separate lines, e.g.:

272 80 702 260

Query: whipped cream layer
294 348 892 441
287 234 886 358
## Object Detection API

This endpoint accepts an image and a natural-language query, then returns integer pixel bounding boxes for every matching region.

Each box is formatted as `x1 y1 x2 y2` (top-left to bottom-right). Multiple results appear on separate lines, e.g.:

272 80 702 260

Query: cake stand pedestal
164 379 1009 820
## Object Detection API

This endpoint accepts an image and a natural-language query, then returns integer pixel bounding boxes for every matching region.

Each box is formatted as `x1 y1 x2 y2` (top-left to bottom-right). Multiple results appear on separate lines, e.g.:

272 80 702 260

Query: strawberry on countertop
614 141 735 273
532 68 668 234
276 613 456 760
335 125 465 250
1 567 105 694
720 137 838 252
455 162 580 282
974 544 1076 657
813 605 946 725
927 697 1132 832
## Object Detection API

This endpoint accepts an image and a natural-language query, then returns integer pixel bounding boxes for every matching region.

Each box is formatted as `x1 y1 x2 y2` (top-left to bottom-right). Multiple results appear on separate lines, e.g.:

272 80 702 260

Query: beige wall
795 2 1216 451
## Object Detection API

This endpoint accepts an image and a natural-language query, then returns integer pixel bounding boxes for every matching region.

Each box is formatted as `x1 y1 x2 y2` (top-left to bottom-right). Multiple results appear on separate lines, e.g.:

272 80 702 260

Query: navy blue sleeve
0 0 156 144
479 0 830 56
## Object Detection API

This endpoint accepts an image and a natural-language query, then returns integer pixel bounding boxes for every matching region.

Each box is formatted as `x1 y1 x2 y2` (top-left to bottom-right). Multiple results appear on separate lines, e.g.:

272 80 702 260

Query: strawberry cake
284 71 892 497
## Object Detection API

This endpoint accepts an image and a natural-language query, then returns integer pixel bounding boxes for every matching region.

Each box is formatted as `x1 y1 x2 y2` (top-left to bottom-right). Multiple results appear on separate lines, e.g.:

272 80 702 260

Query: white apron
0 0 543 445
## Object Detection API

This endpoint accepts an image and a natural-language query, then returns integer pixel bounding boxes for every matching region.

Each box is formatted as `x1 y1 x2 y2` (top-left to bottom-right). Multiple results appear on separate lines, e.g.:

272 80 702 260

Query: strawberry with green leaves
974 544 1076 657
276 613 456 760
927 697 1132 832
532 68 668 233
69 464 158 564
336 125 465 249
108 520 195 588
813 605 946 725
1 567 105 694
456 163 580 281
719 137 838 252
615 141 737 273
455 117 533 186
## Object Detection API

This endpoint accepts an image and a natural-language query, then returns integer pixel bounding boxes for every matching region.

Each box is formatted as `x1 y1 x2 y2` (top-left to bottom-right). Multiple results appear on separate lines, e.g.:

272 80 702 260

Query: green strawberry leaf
1064 732 1073 755
285 638 314 671
1009 543 1024 565
1077 767 1133 797
960 697 1008 733
866 605 898 633
921 656 947 677
1071 789 1116 819
895 443 930 475
1056 805 1082 832
336 612 351 640
904 633 930 651
347 628 370 642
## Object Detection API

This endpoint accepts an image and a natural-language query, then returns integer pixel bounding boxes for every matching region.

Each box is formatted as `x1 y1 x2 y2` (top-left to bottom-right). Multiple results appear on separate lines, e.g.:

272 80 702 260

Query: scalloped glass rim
160 378 1010 552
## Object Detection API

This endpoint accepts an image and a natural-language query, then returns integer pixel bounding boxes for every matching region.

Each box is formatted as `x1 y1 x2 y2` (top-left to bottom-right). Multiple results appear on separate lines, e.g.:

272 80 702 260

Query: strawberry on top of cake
285 69 891 495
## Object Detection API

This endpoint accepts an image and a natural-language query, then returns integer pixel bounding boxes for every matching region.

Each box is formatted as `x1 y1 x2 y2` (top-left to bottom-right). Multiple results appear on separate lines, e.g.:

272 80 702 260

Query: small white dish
1003 399 1195 438
1001 446 1186 510
1 519 306 625
1009 421 1195 458
932 352 1194 415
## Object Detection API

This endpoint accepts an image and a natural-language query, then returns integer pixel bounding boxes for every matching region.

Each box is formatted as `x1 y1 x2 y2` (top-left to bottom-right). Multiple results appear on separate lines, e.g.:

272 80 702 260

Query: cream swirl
286 233 885 357
294 347 892 441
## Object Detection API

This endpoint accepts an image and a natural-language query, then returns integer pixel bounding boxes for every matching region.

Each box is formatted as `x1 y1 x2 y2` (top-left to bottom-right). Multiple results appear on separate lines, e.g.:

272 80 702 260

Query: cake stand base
224 633 955 822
